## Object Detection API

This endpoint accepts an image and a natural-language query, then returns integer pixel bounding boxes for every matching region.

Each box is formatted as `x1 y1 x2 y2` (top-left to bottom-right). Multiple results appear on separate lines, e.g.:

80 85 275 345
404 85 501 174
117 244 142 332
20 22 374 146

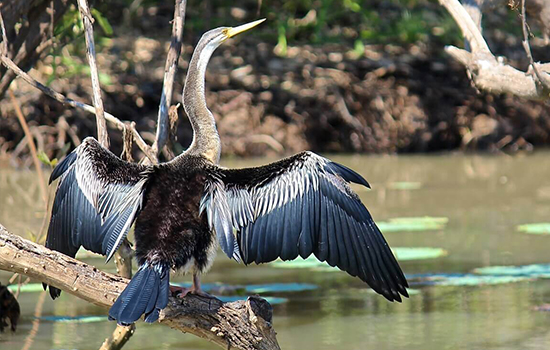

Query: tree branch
438 0 550 100
520 0 550 93
152 0 187 158
76 0 109 148
0 224 280 350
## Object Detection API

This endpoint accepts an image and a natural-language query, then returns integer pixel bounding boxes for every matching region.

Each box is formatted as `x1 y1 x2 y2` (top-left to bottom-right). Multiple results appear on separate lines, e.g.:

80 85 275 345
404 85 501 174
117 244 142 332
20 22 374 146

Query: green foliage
91 9 114 36
37 150 58 168
47 5 113 85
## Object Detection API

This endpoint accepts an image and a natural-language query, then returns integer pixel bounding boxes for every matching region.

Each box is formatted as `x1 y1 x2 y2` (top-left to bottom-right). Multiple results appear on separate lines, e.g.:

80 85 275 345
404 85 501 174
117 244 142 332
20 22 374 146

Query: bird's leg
190 273 211 297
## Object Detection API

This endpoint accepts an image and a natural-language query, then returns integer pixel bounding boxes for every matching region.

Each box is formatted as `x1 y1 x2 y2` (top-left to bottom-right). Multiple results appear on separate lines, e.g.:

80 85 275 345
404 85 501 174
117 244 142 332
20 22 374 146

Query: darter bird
44 19 408 325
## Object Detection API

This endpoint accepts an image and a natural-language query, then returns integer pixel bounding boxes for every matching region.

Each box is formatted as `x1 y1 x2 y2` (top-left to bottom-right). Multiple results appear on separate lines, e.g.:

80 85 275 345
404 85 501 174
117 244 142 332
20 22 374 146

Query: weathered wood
0 224 280 350
438 0 550 100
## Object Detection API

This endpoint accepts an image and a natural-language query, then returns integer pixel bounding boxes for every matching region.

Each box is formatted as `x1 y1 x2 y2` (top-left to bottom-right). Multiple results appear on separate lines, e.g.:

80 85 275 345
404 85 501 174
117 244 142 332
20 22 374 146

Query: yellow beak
226 18 266 39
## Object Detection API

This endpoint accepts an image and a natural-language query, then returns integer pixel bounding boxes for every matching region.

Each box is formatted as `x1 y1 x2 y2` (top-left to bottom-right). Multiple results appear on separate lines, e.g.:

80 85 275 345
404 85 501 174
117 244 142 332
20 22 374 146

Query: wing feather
203 151 408 302
46 137 147 262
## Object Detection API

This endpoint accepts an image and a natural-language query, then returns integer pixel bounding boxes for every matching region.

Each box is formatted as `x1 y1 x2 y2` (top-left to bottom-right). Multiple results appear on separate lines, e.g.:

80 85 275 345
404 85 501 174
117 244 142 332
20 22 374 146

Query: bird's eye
222 28 229 37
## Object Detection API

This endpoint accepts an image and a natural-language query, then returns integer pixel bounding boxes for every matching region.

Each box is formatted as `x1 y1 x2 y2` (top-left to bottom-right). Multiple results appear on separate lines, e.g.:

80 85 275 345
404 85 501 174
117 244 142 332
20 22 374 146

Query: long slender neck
182 38 221 164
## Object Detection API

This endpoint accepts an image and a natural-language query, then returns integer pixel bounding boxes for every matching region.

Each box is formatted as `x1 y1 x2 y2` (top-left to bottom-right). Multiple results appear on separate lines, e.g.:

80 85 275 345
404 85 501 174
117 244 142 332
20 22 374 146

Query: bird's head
200 18 266 50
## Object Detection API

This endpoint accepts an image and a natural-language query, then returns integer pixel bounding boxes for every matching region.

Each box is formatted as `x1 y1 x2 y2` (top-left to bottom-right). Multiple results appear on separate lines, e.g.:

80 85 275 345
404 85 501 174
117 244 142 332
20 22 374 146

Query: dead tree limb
0 224 280 350
76 0 109 148
152 0 187 159
438 0 550 100
520 0 550 93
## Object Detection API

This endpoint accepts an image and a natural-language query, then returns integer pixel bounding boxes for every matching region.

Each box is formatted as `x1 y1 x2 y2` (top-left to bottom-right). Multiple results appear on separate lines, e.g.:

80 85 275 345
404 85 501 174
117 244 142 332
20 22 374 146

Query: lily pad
387 182 422 190
217 296 288 305
39 315 107 323
393 247 448 261
170 282 316 296
410 273 530 286
473 264 550 278
7 283 45 293
271 256 332 270
245 283 318 294
378 217 448 232
517 223 550 235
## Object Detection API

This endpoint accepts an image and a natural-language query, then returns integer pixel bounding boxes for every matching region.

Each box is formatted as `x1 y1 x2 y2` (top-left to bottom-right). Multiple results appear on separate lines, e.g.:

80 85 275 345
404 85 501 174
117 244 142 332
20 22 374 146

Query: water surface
2 152 550 350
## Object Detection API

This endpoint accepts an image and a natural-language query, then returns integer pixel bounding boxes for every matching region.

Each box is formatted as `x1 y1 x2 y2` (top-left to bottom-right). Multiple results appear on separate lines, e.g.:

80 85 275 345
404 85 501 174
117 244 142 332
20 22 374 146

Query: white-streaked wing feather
203 151 408 302
46 137 147 261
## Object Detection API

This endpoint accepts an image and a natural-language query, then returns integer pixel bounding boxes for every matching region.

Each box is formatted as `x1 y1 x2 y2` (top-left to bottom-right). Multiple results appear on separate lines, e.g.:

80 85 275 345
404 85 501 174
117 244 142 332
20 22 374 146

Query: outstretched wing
46 137 148 264
202 152 408 302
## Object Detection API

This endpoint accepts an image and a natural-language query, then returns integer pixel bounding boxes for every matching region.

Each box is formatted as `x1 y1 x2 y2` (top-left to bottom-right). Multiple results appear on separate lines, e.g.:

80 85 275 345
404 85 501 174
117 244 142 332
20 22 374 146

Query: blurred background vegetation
1 0 549 166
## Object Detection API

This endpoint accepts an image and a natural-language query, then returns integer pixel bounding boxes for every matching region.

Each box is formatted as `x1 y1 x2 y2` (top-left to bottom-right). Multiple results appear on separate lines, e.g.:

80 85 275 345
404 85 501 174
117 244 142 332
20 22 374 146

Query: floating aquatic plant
387 182 422 190
245 283 318 294
39 315 107 323
7 283 45 293
517 223 550 235
473 264 550 278
409 273 530 286
393 247 448 261
378 217 448 232
217 296 288 304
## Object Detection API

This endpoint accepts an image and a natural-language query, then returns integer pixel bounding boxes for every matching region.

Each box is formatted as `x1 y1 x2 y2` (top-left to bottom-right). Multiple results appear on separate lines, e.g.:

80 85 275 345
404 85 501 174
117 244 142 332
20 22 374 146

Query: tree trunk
0 0 70 98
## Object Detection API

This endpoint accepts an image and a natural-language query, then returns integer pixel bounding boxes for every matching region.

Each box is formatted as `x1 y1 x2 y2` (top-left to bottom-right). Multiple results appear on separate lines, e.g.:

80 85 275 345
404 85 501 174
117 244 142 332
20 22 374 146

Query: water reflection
2 153 550 349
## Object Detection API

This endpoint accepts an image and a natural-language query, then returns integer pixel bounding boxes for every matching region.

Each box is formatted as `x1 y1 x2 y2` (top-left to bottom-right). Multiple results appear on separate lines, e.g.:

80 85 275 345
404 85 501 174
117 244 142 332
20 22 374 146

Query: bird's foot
169 285 191 298
169 285 212 299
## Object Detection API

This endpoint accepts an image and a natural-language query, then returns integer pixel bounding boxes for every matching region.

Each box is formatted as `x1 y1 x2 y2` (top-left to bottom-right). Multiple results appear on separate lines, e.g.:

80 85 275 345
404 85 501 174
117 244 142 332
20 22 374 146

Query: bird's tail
108 262 169 325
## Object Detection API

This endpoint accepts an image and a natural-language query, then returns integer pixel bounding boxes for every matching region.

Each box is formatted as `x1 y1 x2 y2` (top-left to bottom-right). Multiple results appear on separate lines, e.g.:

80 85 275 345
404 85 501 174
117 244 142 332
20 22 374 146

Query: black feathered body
134 155 216 274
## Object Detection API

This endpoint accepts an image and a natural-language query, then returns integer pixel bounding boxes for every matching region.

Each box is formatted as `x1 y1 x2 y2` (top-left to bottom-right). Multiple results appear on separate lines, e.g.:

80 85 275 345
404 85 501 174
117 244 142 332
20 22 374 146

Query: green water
2 153 550 349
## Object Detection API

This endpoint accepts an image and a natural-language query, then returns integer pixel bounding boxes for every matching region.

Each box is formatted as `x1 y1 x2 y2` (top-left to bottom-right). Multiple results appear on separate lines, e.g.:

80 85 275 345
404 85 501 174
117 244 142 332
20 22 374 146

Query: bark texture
0 0 70 98
0 224 280 350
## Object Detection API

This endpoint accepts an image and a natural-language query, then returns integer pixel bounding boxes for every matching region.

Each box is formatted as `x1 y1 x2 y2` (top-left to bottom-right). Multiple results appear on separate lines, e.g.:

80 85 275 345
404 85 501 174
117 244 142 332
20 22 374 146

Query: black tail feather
42 283 62 300
108 263 169 325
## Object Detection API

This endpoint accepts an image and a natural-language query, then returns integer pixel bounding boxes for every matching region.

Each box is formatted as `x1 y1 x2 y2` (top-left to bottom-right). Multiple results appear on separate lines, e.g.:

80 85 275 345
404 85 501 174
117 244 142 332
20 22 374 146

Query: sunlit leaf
91 9 113 36
473 264 550 278
39 315 107 323
393 247 447 260
37 151 52 166
378 217 448 232
517 223 550 235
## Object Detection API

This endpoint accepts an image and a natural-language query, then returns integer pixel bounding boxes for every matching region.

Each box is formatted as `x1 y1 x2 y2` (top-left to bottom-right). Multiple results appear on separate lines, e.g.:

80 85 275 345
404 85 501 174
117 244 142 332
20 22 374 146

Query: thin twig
152 0 187 158
520 0 550 92
0 55 156 161
76 0 109 148
20 291 46 350
8 89 48 203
